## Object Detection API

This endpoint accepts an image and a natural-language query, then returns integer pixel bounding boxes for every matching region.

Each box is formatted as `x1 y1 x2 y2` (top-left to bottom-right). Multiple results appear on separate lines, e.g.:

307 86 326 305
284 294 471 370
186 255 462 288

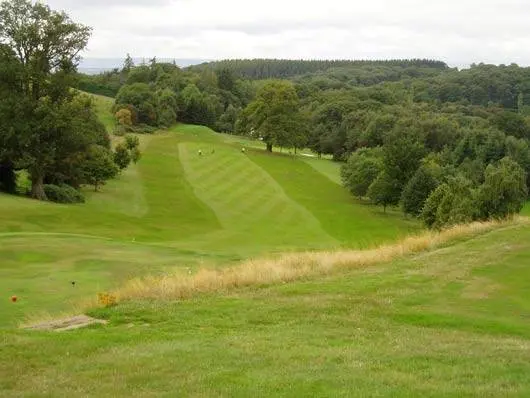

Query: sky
46 0 530 68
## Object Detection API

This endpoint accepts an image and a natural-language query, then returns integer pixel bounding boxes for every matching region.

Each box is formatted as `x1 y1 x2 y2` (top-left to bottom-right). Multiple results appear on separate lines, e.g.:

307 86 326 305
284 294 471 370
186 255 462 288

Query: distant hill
78 57 208 75
189 58 450 80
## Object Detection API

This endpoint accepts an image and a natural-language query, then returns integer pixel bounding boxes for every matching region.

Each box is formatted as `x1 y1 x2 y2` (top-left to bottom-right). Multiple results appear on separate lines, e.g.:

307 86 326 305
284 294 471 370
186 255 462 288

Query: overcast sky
46 0 530 68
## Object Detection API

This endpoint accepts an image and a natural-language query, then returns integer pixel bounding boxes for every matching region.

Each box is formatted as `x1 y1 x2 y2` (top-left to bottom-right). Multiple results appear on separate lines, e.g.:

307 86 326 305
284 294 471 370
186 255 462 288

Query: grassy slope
2 224 530 396
1 96 529 395
249 150 418 246
90 93 115 133
0 122 414 326
302 156 343 185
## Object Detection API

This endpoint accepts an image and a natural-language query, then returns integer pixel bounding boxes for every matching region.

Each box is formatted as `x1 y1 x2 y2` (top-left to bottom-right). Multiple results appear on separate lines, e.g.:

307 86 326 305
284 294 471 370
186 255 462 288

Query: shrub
114 125 128 137
43 184 85 204
131 147 142 164
115 108 133 127
114 144 131 170
131 124 157 134
124 134 140 150
97 292 117 307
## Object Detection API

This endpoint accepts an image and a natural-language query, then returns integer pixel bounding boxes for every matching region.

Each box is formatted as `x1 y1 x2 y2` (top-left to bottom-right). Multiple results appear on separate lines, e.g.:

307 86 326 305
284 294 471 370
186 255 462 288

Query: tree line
75 57 457 137
79 57 257 135
190 58 449 80
236 76 530 228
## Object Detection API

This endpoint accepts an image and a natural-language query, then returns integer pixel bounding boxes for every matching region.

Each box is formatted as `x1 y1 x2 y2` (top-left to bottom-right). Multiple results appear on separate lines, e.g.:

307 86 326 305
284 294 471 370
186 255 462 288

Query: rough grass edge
106 217 528 305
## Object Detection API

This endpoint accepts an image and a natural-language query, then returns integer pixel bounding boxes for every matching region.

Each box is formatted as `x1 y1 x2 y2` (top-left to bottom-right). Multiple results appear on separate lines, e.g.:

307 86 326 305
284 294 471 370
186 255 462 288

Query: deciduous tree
82 145 118 191
341 148 383 199
241 80 301 152
114 144 131 170
478 157 528 220
0 0 91 199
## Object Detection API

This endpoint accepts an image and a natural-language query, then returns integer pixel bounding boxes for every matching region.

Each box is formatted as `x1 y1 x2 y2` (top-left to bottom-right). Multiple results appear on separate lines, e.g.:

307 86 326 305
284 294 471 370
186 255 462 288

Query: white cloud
45 0 530 67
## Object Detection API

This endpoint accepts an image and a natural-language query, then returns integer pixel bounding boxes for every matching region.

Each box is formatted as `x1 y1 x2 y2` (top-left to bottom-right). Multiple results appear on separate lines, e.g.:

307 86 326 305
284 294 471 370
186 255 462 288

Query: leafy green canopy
0 0 119 200
239 80 305 152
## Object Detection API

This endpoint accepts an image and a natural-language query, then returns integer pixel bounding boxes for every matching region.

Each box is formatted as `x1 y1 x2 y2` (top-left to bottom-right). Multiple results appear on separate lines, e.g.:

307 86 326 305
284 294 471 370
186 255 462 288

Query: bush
132 124 157 134
114 144 131 170
124 134 140 150
131 147 142 164
43 184 85 204
113 125 128 137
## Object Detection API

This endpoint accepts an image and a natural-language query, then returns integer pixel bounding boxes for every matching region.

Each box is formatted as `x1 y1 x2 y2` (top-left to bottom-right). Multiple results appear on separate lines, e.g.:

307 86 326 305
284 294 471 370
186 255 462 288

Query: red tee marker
11 295 17 303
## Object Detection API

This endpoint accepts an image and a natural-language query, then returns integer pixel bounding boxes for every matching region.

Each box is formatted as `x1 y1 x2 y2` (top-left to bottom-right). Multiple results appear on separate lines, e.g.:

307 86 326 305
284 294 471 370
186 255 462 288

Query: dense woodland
2 0 530 228
190 59 449 81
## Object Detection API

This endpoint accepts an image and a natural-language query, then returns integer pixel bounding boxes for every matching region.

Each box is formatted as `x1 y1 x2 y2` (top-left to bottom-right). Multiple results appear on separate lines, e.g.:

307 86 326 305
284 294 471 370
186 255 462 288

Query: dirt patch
25 315 107 332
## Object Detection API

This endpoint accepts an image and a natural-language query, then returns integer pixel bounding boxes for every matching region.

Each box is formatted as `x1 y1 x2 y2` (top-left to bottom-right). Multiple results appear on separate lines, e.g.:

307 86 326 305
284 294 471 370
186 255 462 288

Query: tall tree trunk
31 173 46 200
0 161 17 194
266 143 273 152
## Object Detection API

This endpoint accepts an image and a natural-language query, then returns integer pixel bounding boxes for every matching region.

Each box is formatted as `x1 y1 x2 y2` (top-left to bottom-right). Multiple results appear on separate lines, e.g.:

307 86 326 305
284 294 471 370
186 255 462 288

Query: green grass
0 124 415 327
2 223 530 396
89 93 116 133
4 112 529 395
302 156 343 185
249 150 418 246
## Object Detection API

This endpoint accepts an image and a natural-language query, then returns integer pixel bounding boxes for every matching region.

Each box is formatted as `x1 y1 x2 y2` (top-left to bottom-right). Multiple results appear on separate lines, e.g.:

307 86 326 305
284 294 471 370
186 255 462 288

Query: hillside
0 123 418 327
1 100 530 395
2 219 530 395
2 2 530 395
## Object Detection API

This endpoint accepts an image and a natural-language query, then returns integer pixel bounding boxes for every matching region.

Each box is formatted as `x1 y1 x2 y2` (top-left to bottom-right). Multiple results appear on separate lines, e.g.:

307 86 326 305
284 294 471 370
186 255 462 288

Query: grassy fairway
89 93 116 132
249 150 417 246
2 223 530 396
0 124 416 326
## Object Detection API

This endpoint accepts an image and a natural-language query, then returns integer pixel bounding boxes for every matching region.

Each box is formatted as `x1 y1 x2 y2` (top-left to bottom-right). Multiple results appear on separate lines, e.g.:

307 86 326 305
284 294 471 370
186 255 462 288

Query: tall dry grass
112 218 527 303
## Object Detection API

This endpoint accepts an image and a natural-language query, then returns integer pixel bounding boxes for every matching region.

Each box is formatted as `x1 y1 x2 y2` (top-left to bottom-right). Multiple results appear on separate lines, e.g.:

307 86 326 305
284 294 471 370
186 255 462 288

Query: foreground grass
2 223 530 396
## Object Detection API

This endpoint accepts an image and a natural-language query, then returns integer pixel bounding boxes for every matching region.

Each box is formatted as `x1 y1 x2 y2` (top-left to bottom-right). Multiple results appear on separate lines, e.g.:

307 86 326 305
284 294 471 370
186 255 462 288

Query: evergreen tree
401 163 441 216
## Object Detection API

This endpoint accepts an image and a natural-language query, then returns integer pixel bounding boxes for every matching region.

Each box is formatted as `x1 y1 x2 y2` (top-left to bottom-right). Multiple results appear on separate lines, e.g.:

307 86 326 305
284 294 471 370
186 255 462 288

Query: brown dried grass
112 218 527 303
